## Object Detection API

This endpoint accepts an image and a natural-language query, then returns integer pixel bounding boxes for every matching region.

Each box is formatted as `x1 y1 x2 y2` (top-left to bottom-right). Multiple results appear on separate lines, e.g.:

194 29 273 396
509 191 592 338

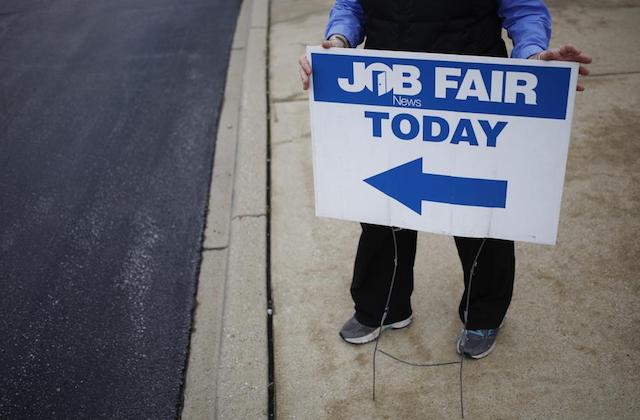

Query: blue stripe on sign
312 53 572 120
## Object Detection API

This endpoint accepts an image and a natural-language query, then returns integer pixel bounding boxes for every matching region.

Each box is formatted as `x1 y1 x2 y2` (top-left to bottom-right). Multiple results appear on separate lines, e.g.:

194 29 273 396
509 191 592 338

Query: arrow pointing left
363 158 508 215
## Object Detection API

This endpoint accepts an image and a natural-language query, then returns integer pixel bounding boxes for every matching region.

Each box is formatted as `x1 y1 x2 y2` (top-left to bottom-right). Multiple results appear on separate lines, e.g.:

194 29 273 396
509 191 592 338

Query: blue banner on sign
312 53 572 120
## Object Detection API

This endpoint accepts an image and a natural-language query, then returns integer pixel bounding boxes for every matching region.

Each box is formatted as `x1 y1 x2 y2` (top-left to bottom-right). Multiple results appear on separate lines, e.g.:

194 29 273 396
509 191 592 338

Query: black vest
361 0 508 58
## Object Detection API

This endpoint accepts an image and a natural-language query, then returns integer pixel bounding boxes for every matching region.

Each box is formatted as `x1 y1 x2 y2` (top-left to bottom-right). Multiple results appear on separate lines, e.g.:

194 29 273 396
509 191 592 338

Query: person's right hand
299 37 347 90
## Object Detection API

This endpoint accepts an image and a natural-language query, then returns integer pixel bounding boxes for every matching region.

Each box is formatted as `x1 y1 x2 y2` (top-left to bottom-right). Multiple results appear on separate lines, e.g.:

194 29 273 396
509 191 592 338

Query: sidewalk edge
182 0 269 418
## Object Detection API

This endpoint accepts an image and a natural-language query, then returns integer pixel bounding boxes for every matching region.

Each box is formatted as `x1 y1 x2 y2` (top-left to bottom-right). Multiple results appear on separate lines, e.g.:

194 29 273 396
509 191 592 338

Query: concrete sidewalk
269 0 640 419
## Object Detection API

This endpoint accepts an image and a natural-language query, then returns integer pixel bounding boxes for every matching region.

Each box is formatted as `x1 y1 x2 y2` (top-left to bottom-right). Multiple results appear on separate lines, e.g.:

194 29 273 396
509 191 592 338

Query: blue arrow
363 158 508 215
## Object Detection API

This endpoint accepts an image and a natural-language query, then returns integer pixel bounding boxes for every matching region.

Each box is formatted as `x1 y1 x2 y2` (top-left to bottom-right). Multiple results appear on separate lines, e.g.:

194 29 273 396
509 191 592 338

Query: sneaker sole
464 339 497 359
340 317 412 345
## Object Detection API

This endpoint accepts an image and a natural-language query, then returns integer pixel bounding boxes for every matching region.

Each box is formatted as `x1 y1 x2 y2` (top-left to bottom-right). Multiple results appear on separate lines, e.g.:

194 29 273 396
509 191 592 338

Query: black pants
351 223 515 330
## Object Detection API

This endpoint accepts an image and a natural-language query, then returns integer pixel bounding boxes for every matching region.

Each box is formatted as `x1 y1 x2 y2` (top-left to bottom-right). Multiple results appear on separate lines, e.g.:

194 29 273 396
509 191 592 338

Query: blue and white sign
308 47 579 244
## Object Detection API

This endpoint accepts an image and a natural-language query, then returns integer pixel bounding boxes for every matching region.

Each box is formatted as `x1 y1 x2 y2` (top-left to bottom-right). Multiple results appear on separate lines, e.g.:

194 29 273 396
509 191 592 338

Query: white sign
308 47 578 244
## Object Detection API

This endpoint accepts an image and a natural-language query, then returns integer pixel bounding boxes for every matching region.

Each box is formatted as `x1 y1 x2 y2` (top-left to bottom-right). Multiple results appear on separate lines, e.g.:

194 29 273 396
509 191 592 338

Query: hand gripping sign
307 47 579 245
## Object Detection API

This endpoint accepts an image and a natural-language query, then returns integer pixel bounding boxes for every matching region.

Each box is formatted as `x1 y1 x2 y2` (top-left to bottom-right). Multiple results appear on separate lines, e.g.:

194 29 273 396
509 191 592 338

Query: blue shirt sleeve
498 0 552 59
324 0 365 48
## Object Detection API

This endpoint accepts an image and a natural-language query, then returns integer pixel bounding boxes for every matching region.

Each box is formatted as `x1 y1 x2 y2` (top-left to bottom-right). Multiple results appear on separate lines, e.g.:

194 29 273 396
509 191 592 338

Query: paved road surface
0 0 241 417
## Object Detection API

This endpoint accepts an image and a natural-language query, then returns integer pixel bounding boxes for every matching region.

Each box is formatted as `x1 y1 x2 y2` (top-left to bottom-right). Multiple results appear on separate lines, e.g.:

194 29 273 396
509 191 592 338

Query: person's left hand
530 44 592 91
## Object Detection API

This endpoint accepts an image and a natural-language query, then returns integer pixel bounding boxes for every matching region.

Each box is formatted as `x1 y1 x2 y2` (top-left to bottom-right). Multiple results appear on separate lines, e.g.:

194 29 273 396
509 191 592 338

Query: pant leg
351 223 417 327
454 237 515 330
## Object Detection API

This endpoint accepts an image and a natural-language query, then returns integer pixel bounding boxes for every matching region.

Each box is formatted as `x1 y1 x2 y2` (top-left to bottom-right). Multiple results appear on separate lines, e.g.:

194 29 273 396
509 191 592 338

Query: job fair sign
307 47 579 245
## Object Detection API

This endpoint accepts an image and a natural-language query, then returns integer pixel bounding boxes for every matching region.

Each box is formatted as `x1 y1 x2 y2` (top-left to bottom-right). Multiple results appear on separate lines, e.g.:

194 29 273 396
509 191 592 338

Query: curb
182 0 269 418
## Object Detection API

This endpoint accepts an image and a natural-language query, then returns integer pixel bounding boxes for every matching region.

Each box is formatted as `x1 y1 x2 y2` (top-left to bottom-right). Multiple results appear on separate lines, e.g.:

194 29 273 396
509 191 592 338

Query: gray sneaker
339 314 412 344
456 328 499 359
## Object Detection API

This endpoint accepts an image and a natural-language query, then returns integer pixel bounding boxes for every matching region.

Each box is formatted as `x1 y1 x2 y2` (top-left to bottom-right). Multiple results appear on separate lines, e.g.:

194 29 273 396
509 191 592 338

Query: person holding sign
299 0 591 359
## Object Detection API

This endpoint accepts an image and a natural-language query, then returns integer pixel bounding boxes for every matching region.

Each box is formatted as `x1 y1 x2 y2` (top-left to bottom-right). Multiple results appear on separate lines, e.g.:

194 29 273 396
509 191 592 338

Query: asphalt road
0 0 241 418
